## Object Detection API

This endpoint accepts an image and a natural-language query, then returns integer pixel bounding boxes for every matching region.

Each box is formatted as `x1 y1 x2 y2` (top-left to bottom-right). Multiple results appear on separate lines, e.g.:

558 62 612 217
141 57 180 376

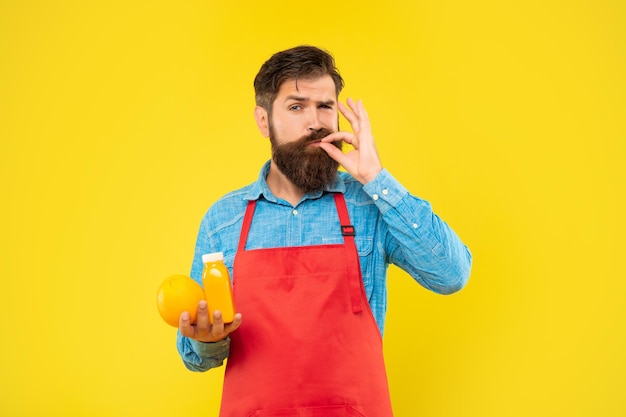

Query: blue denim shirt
177 161 472 371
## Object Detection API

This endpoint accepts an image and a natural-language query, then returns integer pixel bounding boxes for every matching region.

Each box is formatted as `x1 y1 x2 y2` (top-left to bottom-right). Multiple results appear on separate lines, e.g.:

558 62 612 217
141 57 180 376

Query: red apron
220 193 394 417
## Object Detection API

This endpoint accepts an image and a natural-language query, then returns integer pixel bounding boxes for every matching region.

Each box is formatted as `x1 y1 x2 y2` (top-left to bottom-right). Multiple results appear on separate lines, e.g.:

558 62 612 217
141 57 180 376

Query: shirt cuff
189 337 230 358
362 169 408 214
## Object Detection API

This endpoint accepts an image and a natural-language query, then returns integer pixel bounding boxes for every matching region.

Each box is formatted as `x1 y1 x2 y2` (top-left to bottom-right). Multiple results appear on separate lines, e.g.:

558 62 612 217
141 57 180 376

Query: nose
307 109 323 131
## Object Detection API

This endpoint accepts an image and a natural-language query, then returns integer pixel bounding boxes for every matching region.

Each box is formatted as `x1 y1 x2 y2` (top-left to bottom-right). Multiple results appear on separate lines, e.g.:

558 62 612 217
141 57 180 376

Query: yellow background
1 0 624 416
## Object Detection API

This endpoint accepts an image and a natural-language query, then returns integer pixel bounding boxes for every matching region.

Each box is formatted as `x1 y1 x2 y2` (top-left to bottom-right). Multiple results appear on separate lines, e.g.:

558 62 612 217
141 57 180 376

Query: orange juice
201 252 235 323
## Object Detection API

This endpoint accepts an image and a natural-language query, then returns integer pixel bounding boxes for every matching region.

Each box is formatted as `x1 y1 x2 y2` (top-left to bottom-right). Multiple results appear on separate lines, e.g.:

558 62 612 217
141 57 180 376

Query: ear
254 106 270 137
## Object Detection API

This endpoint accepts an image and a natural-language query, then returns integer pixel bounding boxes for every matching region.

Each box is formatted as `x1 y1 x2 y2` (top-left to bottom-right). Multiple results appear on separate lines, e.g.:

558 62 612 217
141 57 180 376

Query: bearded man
176 45 472 417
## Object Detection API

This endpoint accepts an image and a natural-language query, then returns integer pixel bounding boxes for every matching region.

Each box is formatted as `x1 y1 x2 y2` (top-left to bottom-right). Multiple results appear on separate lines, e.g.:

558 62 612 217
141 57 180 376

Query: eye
289 104 302 111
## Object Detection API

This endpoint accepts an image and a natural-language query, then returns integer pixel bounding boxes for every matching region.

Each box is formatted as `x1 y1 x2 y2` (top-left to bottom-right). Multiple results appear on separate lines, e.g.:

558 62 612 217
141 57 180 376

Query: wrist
361 167 383 185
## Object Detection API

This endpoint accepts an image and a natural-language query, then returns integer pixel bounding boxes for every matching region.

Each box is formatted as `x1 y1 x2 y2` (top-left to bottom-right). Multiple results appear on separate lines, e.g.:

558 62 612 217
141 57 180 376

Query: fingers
211 310 225 337
207 310 243 341
353 99 371 131
320 131 356 167
179 301 244 343
225 313 243 334
196 299 210 331
321 130 354 145
338 98 370 133
179 300 208 338
319 141 349 166
178 310 193 337
338 100 354 125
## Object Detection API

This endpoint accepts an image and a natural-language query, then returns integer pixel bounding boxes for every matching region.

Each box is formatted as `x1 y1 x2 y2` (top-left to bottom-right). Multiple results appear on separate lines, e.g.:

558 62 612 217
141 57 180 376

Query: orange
156 275 205 327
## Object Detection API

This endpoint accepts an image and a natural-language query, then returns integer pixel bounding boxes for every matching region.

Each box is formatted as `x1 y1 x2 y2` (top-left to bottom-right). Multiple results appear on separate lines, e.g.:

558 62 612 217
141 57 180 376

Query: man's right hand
179 300 243 342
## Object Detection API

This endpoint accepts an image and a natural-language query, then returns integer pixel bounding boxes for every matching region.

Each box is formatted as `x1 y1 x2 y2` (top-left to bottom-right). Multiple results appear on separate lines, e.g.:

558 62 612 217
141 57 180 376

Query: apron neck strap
333 193 353 236
334 193 363 313
238 199 257 253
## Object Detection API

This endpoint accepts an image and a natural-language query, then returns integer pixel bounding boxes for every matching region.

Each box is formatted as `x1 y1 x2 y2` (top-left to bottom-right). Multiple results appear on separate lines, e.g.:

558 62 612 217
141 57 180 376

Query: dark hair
254 45 344 111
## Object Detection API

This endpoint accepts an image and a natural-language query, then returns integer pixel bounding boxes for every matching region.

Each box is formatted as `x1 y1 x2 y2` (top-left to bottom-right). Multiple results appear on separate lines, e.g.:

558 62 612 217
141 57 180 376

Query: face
256 75 343 193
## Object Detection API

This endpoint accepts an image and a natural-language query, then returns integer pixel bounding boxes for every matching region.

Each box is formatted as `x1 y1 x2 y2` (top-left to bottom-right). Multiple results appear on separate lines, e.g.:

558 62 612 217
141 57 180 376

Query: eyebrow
284 95 336 106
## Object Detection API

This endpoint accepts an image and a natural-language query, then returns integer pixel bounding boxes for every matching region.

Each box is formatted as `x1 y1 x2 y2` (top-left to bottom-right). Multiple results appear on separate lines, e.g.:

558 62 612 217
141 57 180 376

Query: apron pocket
249 404 366 417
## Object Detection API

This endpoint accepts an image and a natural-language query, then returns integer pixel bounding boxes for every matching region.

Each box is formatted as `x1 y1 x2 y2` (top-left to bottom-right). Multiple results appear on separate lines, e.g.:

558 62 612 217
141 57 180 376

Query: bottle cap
202 252 224 263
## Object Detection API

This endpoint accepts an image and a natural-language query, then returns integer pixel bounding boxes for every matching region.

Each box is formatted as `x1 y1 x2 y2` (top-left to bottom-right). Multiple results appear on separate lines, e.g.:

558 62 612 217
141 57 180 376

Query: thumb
319 142 347 166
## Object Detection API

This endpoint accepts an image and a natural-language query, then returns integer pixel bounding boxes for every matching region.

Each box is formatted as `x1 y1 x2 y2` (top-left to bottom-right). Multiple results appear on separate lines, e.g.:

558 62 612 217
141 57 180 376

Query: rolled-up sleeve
176 332 230 372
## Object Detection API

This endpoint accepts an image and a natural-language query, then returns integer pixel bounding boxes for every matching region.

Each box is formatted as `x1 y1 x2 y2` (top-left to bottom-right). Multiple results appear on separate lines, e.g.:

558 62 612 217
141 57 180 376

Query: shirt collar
243 160 346 202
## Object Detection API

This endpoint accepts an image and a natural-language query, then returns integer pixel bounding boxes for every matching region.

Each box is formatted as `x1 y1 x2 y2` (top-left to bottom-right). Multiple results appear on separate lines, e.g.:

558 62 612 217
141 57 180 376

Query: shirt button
413 223 418 229
372 194 379 201
292 209 298 215
382 189 389 195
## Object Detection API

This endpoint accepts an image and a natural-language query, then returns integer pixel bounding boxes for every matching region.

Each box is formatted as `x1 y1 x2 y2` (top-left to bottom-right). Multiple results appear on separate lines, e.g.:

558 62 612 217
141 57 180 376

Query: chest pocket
321 235 374 289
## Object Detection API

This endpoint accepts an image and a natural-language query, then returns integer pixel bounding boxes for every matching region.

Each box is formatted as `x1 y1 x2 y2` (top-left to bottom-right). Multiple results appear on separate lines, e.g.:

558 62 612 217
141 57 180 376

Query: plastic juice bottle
201 252 236 324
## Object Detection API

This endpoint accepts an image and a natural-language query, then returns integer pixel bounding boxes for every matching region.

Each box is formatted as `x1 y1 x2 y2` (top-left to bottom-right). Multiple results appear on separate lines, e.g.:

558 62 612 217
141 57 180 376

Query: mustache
304 128 333 143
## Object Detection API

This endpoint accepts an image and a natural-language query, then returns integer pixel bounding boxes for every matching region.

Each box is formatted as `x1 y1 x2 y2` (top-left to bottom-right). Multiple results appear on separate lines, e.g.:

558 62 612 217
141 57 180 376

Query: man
177 45 472 416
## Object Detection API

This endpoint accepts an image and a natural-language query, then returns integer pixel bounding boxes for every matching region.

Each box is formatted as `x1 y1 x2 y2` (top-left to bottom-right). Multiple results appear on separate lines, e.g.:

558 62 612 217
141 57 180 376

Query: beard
270 126 343 194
